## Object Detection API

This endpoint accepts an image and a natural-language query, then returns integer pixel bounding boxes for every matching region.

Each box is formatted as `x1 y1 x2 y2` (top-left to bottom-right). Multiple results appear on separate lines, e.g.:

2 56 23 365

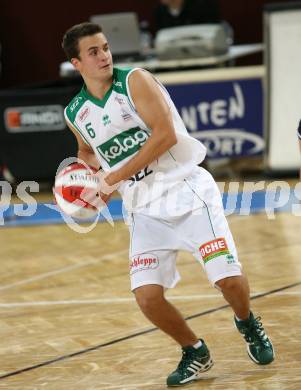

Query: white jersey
64 67 207 213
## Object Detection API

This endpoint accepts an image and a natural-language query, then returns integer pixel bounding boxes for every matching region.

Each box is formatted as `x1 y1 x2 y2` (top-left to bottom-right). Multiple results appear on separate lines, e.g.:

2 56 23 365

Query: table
60 43 263 77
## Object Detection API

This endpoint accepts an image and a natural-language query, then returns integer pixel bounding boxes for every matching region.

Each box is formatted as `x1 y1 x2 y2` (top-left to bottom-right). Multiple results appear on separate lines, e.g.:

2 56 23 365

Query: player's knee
134 285 165 312
215 275 242 292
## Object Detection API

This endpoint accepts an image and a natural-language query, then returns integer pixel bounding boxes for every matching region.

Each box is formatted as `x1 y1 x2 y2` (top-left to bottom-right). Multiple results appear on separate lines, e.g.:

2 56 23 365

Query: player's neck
84 77 113 100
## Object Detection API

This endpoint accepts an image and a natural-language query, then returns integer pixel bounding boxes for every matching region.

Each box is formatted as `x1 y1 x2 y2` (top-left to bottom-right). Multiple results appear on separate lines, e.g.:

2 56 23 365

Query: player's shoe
234 312 274 365
167 340 213 387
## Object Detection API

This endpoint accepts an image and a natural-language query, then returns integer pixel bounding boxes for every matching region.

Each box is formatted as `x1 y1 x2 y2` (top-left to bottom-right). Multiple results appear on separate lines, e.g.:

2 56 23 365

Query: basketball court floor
0 179 301 389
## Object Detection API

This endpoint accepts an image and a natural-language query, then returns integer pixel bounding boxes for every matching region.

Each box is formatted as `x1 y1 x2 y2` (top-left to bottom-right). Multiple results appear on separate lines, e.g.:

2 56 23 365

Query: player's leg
134 283 198 347
216 274 250 321
214 273 274 364
185 169 274 366
129 213 188 344
128 212 213 386
130 251 213 387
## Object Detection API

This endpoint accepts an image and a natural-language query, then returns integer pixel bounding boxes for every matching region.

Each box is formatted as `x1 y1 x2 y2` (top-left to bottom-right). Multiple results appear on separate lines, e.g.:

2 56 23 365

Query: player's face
72 33 113 81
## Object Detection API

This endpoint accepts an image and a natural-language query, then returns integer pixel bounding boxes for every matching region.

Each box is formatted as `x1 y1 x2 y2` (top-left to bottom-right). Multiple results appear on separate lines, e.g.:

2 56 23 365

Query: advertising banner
166 78 264 159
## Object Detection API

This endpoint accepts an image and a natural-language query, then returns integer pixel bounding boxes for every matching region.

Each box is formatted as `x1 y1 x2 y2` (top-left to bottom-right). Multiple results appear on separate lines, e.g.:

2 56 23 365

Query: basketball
53 163 102 219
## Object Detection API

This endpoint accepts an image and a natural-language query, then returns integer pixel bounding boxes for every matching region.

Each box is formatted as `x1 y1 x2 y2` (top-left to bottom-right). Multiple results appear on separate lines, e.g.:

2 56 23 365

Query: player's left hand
96 170 121 195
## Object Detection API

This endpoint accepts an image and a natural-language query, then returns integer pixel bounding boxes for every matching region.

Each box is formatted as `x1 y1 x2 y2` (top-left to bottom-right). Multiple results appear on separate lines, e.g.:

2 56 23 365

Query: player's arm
66 122 100 170
105 70 177 186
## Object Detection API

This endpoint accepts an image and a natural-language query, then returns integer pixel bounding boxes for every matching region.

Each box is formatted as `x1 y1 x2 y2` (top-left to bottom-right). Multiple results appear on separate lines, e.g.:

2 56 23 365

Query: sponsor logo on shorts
199 237 230 263
79 107 90 122
226 254 235 264
130 253 159 274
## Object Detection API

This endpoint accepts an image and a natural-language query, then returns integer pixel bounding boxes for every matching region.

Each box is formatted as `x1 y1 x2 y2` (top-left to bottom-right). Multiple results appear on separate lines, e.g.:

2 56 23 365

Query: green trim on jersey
112 67 133 97
65 67 135 114
65 94 86 123
64 66 136 147
79 67 134 108
81 84 113 108
71 120 91 146
63 108 90 146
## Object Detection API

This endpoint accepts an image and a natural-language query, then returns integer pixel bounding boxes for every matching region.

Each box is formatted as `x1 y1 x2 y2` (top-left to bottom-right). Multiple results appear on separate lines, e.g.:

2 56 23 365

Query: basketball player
62 22 274 386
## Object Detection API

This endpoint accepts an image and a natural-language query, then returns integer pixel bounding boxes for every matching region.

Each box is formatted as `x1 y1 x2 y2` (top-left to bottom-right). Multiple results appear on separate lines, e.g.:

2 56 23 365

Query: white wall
265 7 301 171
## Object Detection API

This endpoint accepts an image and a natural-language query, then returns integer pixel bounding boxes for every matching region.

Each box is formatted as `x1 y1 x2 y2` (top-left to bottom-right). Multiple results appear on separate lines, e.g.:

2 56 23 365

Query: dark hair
62 22 102 61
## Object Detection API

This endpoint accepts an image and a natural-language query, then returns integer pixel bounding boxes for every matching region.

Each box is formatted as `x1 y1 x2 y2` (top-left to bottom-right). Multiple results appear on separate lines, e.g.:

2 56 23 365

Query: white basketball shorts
128 167 242 291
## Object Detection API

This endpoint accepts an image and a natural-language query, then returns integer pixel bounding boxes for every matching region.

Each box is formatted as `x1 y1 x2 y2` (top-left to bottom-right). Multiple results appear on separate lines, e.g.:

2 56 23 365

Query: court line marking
0 280 300 380
1 242 298 293
0 249 128 292
0 290 300 308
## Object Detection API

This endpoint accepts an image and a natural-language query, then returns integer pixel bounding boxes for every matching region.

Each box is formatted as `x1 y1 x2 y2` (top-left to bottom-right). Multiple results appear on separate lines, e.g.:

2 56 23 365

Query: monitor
90 12 141 58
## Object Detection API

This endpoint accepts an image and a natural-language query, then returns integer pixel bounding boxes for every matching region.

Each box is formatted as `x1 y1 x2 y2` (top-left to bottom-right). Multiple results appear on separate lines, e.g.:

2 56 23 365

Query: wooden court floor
0 206 301 389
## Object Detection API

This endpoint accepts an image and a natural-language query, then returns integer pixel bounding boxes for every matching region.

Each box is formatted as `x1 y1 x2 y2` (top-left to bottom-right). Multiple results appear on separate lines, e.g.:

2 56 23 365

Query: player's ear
71 57 80 69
